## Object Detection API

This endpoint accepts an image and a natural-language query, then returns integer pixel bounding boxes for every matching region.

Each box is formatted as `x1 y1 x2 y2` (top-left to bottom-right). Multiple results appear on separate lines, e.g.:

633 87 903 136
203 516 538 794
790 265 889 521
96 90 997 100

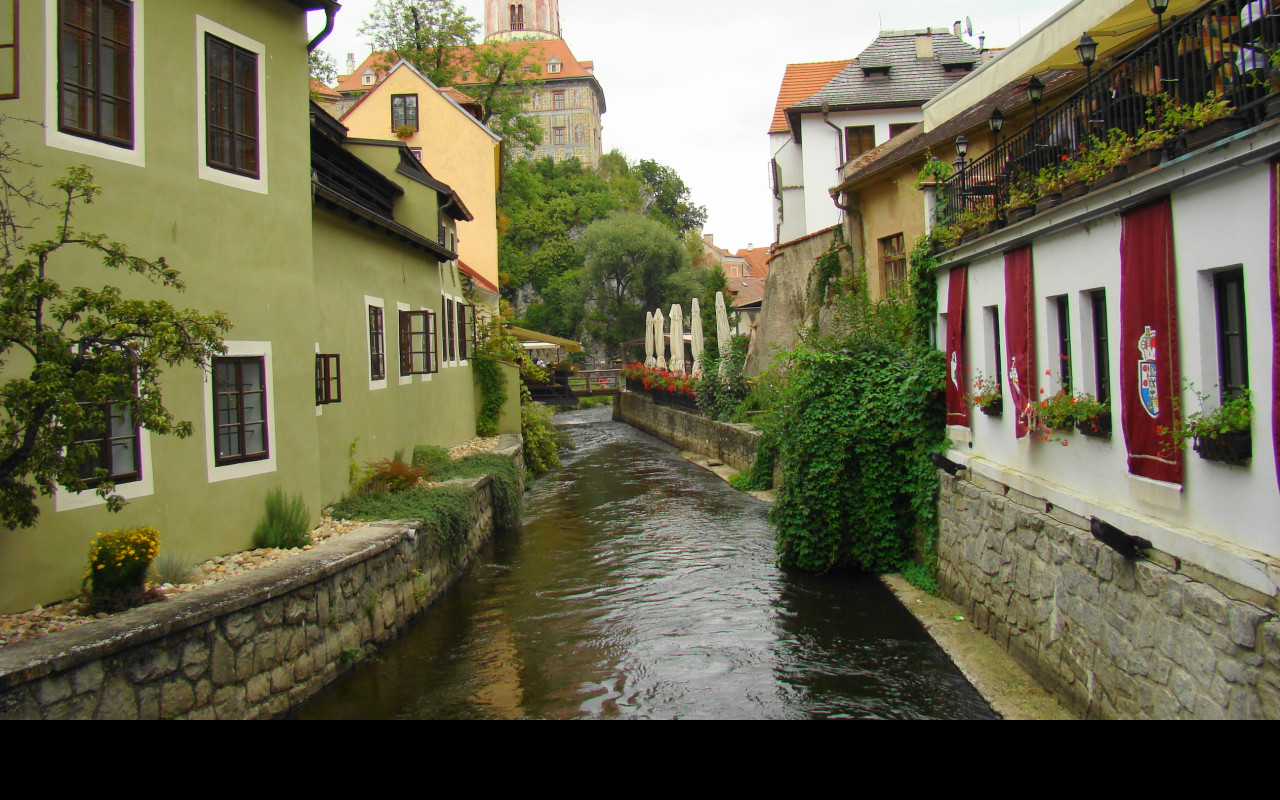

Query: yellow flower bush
86 526 160 601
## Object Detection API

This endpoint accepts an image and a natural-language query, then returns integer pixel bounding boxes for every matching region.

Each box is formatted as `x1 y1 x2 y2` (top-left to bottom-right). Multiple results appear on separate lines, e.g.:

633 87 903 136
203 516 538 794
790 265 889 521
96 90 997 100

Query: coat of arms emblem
1138 326 1160 419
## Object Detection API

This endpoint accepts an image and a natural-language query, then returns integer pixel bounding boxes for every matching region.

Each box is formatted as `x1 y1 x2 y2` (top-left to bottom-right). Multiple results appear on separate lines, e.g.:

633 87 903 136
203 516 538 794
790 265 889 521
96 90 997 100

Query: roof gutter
308 6 337 52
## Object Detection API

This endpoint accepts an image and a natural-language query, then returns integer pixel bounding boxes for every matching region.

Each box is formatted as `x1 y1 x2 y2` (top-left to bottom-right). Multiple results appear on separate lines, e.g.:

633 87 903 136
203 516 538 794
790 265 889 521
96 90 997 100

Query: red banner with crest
1120 198 1182 485
945 265 970 428
1003 247 1036 439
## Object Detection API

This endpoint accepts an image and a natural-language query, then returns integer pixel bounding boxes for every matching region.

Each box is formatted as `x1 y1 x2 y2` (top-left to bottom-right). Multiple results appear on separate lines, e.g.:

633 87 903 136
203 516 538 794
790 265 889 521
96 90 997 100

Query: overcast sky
310 0 1067 250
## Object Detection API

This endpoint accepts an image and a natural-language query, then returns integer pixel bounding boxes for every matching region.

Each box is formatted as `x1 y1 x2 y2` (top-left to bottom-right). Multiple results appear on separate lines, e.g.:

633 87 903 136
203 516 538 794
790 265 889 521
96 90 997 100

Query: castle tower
484 0 562 42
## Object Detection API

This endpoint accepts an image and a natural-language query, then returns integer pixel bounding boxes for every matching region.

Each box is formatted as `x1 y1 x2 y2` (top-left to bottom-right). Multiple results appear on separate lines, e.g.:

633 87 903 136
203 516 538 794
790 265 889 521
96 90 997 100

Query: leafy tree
577 213 687 357
309 50 337 85
0 144 229 529
467 43 545 155
358 0 479 86
635 159 707 235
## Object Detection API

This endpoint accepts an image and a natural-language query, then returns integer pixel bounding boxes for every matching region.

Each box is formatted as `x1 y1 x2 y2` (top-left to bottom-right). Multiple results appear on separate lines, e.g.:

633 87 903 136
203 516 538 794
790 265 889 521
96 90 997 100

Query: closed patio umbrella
654 307 667 371
715 291 731 378
669 303 685 374
690 297 704 378
644 311 655 368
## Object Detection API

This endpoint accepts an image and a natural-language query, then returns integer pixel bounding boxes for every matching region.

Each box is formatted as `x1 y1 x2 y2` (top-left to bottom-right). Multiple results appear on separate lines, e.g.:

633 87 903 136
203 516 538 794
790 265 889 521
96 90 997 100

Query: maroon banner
1271 160 1280 493
946 265 970 428
1120 198 1182 485
1004 247 1037 439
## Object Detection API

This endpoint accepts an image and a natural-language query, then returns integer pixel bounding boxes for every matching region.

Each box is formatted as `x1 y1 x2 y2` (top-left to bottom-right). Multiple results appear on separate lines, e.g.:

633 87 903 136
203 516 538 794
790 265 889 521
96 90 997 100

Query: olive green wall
0 1 473 613
311 210 479 506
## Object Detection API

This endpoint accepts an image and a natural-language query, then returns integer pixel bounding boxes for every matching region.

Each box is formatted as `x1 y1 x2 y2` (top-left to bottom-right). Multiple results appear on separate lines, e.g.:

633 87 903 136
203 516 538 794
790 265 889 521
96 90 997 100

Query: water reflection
296 407 996 720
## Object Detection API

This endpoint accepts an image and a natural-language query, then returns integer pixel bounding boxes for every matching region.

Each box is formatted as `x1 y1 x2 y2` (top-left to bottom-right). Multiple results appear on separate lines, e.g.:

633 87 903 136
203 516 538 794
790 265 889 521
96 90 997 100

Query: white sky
310 0 1067 250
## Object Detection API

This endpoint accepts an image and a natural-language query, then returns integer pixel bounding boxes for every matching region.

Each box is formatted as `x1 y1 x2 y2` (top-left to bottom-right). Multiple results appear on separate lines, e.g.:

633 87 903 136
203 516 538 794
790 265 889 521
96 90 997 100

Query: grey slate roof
793 30 981 112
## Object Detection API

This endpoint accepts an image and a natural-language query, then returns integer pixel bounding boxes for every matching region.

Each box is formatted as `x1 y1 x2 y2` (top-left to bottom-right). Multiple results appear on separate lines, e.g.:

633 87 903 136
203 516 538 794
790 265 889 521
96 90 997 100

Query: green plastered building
0 0 502 612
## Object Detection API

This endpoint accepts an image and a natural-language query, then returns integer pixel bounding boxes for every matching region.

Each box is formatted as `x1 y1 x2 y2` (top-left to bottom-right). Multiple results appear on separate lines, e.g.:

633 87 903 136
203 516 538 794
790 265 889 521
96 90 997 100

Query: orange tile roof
334 52 393 95
440 86 477 105
737 247 771 278
453 38 598 84
769 60 851 135
310 78 341 99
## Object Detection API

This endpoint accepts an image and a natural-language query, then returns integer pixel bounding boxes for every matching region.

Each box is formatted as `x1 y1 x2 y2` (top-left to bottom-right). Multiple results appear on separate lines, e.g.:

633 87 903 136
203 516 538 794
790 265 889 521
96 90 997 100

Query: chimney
703 233 714 246
916 34 934 60
953 20 963 37
346 53 356 73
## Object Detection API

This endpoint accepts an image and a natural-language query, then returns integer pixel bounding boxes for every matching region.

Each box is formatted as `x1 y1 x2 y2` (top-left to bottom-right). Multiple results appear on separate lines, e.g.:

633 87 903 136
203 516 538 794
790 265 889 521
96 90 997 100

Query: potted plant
1035 162 1068 212
969 372 1003 416
394 124 415 140
955 204 996 243
1161 386 1253 465
1164 94 1243 151
1003 173 1038 224
1084 129 1136 190
1125 125 1173 176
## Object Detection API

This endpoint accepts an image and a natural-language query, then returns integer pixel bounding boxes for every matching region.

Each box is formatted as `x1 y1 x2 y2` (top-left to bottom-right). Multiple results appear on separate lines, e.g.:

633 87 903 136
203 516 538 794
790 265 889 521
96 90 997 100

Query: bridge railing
565 369 622 395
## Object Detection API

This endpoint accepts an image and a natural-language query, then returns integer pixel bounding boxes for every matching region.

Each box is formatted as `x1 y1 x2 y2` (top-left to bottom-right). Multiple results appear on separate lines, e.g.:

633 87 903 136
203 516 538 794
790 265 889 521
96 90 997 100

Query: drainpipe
821 102 844 167
308 6 338 53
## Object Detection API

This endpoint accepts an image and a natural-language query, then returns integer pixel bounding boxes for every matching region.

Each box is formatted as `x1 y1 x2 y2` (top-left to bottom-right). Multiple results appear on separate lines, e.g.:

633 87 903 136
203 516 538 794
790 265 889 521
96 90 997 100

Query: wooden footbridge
525 369 622 406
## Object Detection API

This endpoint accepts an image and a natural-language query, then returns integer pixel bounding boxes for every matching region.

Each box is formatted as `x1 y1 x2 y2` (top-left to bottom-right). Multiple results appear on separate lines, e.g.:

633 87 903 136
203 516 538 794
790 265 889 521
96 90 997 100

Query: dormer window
547 57 562 74
862 65 891 78
943 62 975 73
362 68 375 86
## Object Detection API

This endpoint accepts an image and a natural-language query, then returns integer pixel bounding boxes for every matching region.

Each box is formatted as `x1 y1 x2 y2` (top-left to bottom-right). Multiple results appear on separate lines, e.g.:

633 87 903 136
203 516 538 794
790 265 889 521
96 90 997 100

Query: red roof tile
453 39 598 85
769 60 851 135
310 78 340 99
334 52 392 95
737 247 771 278
459 260 499 295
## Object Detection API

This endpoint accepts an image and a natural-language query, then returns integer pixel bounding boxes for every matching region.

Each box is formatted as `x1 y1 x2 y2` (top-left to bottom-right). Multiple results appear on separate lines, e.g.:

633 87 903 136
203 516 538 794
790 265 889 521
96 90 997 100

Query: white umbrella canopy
644 311 655 368
690 297 704 378
669 303 685 374
715 292 731 378
654 307 667 371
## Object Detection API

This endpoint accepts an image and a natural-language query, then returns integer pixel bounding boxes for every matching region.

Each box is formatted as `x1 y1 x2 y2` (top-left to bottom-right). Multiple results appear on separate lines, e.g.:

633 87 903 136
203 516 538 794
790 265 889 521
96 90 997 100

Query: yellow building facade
340 61 502 295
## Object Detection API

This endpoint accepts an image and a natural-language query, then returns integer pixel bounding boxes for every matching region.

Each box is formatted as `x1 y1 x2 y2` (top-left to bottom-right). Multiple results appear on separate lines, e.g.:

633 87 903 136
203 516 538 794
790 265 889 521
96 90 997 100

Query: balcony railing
937 0 1280 237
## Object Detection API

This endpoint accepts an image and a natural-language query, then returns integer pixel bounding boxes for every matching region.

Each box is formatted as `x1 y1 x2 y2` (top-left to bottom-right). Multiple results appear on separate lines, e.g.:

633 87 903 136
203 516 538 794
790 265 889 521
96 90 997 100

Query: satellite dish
965 17 974 37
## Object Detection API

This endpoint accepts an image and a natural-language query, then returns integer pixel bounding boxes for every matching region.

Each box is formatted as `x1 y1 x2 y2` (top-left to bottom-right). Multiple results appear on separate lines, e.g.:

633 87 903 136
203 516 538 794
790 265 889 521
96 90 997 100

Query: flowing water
296 407 997 720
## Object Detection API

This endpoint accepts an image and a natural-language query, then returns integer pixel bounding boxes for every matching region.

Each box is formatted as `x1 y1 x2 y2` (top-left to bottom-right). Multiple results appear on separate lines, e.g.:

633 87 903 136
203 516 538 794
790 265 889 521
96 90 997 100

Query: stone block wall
937 471 1280 719
0 436 523 720
614 392 761 472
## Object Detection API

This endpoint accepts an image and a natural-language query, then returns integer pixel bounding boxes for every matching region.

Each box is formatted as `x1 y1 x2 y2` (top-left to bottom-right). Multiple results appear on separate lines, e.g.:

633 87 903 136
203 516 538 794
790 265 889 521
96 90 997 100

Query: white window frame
366 295 387 391
195 15 268 194
203 340 277 483
44 0 147 167
54 424 155 512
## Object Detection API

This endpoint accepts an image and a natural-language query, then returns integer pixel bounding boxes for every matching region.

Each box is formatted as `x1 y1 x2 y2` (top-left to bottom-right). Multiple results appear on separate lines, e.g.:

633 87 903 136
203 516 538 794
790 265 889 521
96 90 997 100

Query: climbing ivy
473 352 507 437
768 269 947 574
808 227 848 309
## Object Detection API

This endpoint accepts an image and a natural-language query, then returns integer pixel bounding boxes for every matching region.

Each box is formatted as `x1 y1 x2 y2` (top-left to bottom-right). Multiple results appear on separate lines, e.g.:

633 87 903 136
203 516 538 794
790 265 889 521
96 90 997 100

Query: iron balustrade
937 0 1280 230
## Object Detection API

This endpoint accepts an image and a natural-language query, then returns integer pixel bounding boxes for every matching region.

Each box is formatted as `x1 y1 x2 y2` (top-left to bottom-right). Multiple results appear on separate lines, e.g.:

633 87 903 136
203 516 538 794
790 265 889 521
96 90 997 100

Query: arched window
510 3 525 30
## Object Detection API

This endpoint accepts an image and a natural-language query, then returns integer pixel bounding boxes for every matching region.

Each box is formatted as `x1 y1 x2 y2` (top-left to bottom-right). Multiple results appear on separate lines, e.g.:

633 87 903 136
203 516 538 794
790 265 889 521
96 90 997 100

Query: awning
505 325 583 353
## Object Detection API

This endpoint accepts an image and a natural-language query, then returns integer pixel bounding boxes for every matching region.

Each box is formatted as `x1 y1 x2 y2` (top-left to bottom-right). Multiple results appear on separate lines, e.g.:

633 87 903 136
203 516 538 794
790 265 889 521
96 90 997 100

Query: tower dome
485 0 562 42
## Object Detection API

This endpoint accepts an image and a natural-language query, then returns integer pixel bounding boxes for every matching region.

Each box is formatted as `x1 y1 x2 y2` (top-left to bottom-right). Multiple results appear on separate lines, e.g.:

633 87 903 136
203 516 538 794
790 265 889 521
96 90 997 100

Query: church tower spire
484 0 562 42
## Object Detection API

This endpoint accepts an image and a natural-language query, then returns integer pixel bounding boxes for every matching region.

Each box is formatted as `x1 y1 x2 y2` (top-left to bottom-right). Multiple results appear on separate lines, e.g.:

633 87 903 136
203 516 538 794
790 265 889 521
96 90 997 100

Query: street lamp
1077 32 1099 129
1148 0 1172 88
989 107 1005 149
954 136 968 215
954 134 969 160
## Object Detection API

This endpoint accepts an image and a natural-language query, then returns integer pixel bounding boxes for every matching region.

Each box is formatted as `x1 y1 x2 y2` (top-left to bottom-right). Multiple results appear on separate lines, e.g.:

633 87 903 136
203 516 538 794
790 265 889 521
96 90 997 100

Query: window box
1062 181 1089 201
1089 165 1127 191
1194 429 1252 466
1007 205 1035 224
1125 146 1165 177
979 398 1003 417
1035 193 1062 214
1077 413 1112 438
1182 117 1248 151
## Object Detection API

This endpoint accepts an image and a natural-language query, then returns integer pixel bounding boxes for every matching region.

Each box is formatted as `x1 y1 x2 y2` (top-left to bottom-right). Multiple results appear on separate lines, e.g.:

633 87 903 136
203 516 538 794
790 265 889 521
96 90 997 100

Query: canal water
296 407 997 719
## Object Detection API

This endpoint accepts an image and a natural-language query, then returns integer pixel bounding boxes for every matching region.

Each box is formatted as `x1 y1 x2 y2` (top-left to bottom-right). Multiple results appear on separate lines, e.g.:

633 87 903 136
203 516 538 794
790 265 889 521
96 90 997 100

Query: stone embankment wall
615 392 760 472
0 435 524 720
937 471 1280 719
744 225 851 377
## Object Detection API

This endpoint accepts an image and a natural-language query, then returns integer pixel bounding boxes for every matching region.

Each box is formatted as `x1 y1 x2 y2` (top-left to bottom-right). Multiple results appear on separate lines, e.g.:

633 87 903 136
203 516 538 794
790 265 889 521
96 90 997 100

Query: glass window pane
243 423 265 455
110 438 135 475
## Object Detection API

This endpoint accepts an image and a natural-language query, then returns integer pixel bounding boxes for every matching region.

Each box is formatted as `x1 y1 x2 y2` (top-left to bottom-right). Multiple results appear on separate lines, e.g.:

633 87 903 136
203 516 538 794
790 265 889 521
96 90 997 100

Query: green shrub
412 445 451 471
521 403 562 474
86 526 161 611
430 453 524 531
252 488 312 550
330 484 473 545
473 351 507 436
696 333 751 421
